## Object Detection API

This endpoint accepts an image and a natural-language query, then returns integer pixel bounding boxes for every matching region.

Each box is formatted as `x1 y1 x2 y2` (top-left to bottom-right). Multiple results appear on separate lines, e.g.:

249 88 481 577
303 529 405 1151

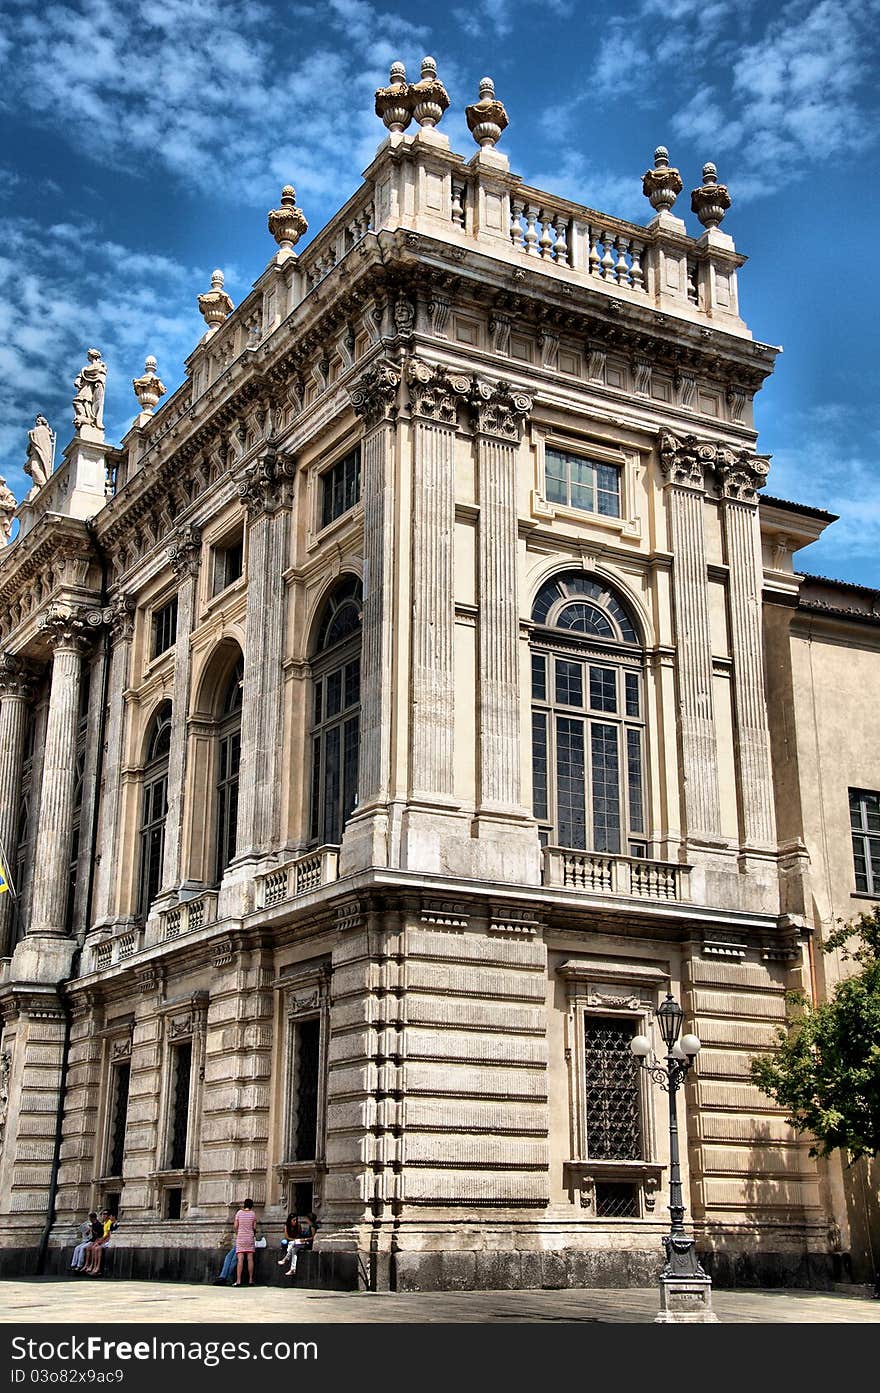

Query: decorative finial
691 161 731 229
198 268 234 333
72 348 107 436
465 75 509 150
132 355 167 416
375 61 412 134
267 184 308 259
412 55 449 130
642 146 684 215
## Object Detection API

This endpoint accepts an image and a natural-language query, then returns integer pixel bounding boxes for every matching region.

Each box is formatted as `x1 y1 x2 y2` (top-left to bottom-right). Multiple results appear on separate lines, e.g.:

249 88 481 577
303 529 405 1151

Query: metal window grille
584 1017 642 1161
595 1181 638 1218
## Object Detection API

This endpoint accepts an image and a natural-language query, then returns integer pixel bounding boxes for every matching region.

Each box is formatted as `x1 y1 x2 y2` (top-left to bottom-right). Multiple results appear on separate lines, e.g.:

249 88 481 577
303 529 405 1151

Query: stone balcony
542 847 690 902
255 846 340 911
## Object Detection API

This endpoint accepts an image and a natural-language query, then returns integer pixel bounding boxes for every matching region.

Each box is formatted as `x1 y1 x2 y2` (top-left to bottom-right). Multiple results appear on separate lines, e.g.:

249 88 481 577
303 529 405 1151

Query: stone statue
0 476 16 543
24 414 54 492
72 348 107 432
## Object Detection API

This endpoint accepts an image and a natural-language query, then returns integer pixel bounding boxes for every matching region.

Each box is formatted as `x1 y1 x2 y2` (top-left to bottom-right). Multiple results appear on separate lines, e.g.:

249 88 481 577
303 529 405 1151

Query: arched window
530 572 647 856
138 703 172 915
215 658 243 879
309 576 362 845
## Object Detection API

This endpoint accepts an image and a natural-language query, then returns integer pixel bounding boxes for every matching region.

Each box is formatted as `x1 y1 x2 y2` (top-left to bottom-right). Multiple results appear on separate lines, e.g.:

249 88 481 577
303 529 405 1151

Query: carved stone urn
197 269 234 333
132 355 166 414
267 185 309 256
691 162 731 229
374 62 412 133
465 77 509 150
411 56 449 129
642 146 683 214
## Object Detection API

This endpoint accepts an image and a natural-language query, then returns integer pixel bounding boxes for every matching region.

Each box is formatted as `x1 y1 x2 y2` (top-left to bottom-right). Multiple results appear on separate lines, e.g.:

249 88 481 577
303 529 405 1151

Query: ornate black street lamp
630 993 718 1323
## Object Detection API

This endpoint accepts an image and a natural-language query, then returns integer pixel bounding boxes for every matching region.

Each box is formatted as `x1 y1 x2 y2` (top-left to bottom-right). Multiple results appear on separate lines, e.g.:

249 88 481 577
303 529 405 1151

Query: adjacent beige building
0 63 876 1289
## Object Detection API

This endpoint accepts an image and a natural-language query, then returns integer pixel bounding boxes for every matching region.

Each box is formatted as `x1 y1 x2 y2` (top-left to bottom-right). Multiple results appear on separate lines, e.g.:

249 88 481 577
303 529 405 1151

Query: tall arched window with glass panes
530 572 647 856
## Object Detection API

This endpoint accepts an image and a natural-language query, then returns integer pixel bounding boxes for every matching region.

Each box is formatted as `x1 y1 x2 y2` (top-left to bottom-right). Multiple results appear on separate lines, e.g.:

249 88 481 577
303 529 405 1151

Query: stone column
472 379 532 811
0 655 37 956
28 606 100 939
658 432 722 842
92 594 135 924
160 524 200 895
405 358 469 798
234 446 296 862
717 453 776 849
340 360 401 872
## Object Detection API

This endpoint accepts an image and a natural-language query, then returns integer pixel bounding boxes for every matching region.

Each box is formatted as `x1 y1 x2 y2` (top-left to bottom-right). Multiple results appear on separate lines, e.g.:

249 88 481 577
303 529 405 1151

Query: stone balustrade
89 924 145 972
542 847 690 902
159 890 218 943
297 188 375 294
255 846 340 910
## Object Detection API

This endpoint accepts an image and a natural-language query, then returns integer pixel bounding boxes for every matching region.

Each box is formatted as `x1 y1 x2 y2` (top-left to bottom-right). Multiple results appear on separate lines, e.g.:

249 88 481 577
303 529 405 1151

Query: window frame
211 530 245 598
529 427 640 537
277 965 331 1215
849 788 880 897
214 660 243 882
318 445 362 533
309 579 362 848
544 445 622 518
151 595 178 659
138 704 172 917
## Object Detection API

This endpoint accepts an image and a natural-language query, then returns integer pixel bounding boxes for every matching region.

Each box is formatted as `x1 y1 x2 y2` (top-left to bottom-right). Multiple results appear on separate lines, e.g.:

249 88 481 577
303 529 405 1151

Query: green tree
750 909 880 1161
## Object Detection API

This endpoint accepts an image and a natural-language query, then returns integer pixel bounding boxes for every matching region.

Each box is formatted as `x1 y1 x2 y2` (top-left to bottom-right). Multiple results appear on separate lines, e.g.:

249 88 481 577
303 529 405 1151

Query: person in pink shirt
233 1198 258 1287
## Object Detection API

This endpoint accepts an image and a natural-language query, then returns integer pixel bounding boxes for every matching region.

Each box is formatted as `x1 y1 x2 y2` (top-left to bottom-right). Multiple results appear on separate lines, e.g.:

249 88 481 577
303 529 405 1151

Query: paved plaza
1 1279 877 1324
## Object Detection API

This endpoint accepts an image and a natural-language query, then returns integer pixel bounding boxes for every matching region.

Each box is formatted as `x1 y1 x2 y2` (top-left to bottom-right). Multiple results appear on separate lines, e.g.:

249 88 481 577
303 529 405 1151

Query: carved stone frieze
167 523 202 579
420 899 468 928
348 360 401 429
406 357 470 424
236 445 297 517
469 377 532 440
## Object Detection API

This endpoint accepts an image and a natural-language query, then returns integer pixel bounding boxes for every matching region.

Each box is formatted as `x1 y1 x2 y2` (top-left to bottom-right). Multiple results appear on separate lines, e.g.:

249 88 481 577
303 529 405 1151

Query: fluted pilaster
659 432 722 842
0 656 37 955
160 529 200 894
719 457 775 847
92 601 134 922
473 381 531 810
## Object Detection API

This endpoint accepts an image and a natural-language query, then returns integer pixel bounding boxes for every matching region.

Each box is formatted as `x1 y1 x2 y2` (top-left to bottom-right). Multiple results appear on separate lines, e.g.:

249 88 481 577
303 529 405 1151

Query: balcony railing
159 891 218 943
89 924 144 972
255 846 340 911
542 847 690 902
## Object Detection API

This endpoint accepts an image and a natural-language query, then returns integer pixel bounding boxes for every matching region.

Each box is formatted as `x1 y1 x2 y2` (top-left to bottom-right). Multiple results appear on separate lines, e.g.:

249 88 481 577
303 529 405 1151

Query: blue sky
0 0 878 583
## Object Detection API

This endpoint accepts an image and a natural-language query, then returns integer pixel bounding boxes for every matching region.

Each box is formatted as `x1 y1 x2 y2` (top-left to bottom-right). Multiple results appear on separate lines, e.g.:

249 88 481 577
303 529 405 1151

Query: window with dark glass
152 596 178 658
309 577 361 845
584 1016 642 1161
107 1062 130 1177
138 704 171 916
320 447 361 529
212 534 244 596
850 788 880 895
530 572 646 855
289 1017 321 1161
215 660 243 880
167 1040 192 1170
545 446 621 518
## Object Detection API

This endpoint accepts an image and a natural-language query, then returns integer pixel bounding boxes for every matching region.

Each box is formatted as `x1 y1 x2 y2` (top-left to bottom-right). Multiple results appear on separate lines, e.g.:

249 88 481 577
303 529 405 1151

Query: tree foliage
750 909 880 1161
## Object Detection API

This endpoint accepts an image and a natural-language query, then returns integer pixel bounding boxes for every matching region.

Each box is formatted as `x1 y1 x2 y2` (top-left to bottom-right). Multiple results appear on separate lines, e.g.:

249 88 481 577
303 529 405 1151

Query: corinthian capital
658 430 709 489
348 360 400 429
40 603 104 652
406 357 470 424
0 652 38 700
236 445 297 518
167 523 202 579
102 591 136 644
716 449 770 505
469 377 532 440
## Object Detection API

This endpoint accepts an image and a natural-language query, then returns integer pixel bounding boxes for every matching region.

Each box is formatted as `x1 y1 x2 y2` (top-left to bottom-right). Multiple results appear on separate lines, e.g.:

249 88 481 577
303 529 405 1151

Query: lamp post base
655 1274 719 1323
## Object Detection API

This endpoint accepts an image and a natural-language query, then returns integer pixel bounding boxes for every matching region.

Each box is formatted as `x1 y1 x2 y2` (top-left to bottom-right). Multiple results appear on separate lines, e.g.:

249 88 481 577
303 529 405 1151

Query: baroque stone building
0 62 876 1289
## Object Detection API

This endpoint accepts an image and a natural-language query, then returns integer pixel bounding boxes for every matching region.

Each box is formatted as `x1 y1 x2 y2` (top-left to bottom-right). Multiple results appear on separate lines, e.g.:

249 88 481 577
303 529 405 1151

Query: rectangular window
591 723 621 854
320 447 361 529
556 717 586 850
531 653 547 702
627 728 645 837
583 1017 642 1161
594 1181 639 1218
289 1018 321 1161
589 665 617 713
545 447 621 518
624 671 640 718
107 1062 130 1178
152 597 178 658
555 658 583 708
532 712 548 822
212 535 244 596
850 788 880 894
167 1041 192 1170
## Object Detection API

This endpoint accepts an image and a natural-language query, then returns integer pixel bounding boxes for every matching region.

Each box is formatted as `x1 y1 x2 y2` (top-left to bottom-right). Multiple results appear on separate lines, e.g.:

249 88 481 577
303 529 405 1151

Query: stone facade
0 68 875 1289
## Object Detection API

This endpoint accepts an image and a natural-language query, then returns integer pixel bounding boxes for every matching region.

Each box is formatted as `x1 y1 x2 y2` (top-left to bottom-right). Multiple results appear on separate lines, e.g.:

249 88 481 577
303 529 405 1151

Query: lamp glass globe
630 1034 651 1058
681 1033 701 1056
